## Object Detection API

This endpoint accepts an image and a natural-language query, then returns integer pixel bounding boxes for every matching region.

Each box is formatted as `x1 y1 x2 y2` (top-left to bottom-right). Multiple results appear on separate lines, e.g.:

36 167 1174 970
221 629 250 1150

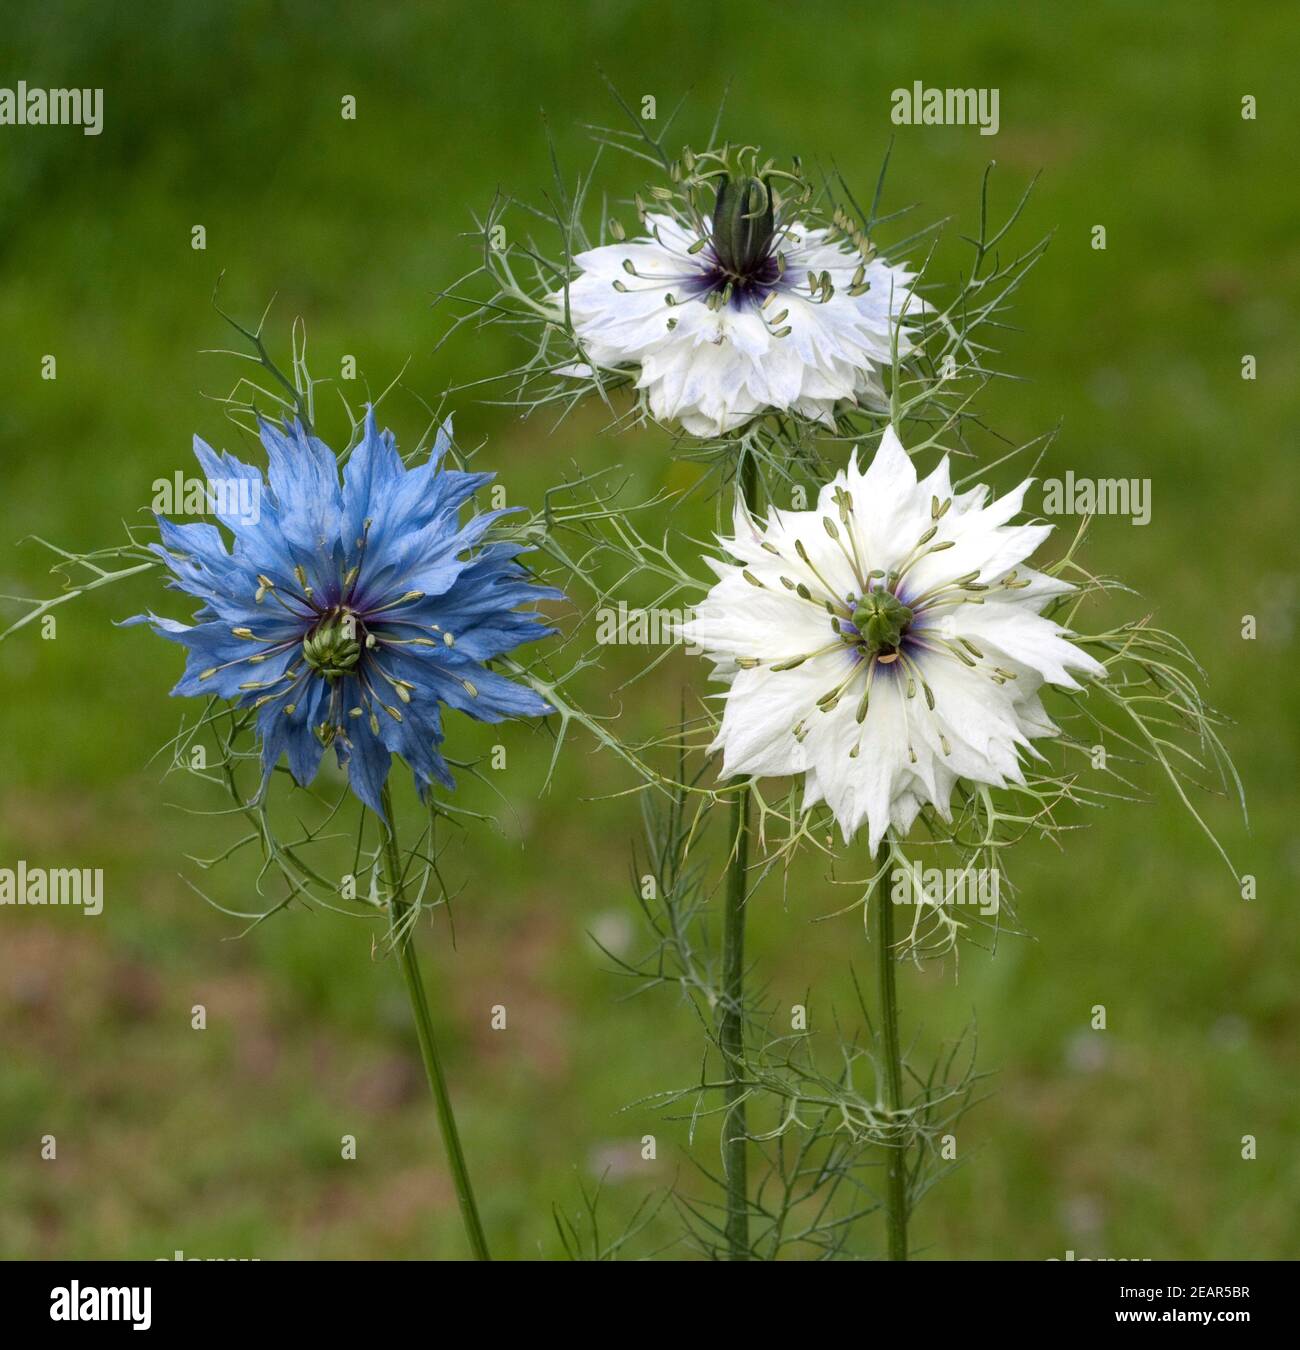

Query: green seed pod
302 615 363 679
851 590 914 653
710 173 775 277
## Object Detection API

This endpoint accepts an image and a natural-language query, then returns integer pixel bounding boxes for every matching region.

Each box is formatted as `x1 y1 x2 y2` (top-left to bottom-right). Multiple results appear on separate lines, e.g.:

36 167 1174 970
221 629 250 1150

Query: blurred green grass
1 1 1296 1259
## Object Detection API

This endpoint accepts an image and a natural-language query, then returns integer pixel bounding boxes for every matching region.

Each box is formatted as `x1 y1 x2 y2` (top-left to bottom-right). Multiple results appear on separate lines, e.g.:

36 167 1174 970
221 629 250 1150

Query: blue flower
125 410 559 815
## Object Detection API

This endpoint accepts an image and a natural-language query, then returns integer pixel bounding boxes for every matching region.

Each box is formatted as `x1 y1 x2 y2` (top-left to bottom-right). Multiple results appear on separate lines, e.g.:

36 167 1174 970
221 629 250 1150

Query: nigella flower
561 174 924 438
125 411 558 816
680 429 1106 850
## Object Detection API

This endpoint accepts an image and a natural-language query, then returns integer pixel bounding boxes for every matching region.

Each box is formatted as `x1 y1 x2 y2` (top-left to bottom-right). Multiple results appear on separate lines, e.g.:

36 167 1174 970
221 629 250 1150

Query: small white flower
680 428 1106 851
561 176 924 438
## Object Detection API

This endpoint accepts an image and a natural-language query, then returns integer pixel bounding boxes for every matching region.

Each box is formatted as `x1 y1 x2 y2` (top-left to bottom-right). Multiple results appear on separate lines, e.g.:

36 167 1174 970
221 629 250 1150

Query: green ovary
302 613 361 678
851 590 913 654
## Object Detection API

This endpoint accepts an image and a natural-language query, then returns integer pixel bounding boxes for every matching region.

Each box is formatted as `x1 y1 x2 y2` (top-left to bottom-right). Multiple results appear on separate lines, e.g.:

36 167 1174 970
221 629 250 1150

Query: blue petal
339 714 393 818
257 672 329 789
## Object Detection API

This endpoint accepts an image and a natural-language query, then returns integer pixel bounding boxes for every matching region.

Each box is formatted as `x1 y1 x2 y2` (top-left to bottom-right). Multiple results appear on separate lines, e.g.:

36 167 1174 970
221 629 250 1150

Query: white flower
560 175 924 438
680 428 1106 851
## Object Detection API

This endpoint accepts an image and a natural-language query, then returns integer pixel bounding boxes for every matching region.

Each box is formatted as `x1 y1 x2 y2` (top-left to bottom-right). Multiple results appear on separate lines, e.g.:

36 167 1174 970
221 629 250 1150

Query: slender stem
721 448 759 1261
721 783 751 1260
378 783 491 1261
874 839 908 1260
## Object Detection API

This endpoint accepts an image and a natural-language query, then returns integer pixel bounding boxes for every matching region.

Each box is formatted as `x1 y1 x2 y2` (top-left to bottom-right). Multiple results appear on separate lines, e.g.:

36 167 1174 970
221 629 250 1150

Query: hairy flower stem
721 450 759 1261
379 784 491 1261
874 839 908 1260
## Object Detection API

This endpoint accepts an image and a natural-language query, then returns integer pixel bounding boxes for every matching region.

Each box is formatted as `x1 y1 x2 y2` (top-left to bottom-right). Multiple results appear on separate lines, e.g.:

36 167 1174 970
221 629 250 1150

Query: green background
1 1 1295 1259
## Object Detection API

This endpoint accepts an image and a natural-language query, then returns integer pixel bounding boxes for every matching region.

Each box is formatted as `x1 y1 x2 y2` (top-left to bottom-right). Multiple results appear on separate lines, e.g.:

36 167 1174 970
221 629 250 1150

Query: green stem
721 448 759 1261
874 839 908 1260
721 784 750 1260
379 784 491 1261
